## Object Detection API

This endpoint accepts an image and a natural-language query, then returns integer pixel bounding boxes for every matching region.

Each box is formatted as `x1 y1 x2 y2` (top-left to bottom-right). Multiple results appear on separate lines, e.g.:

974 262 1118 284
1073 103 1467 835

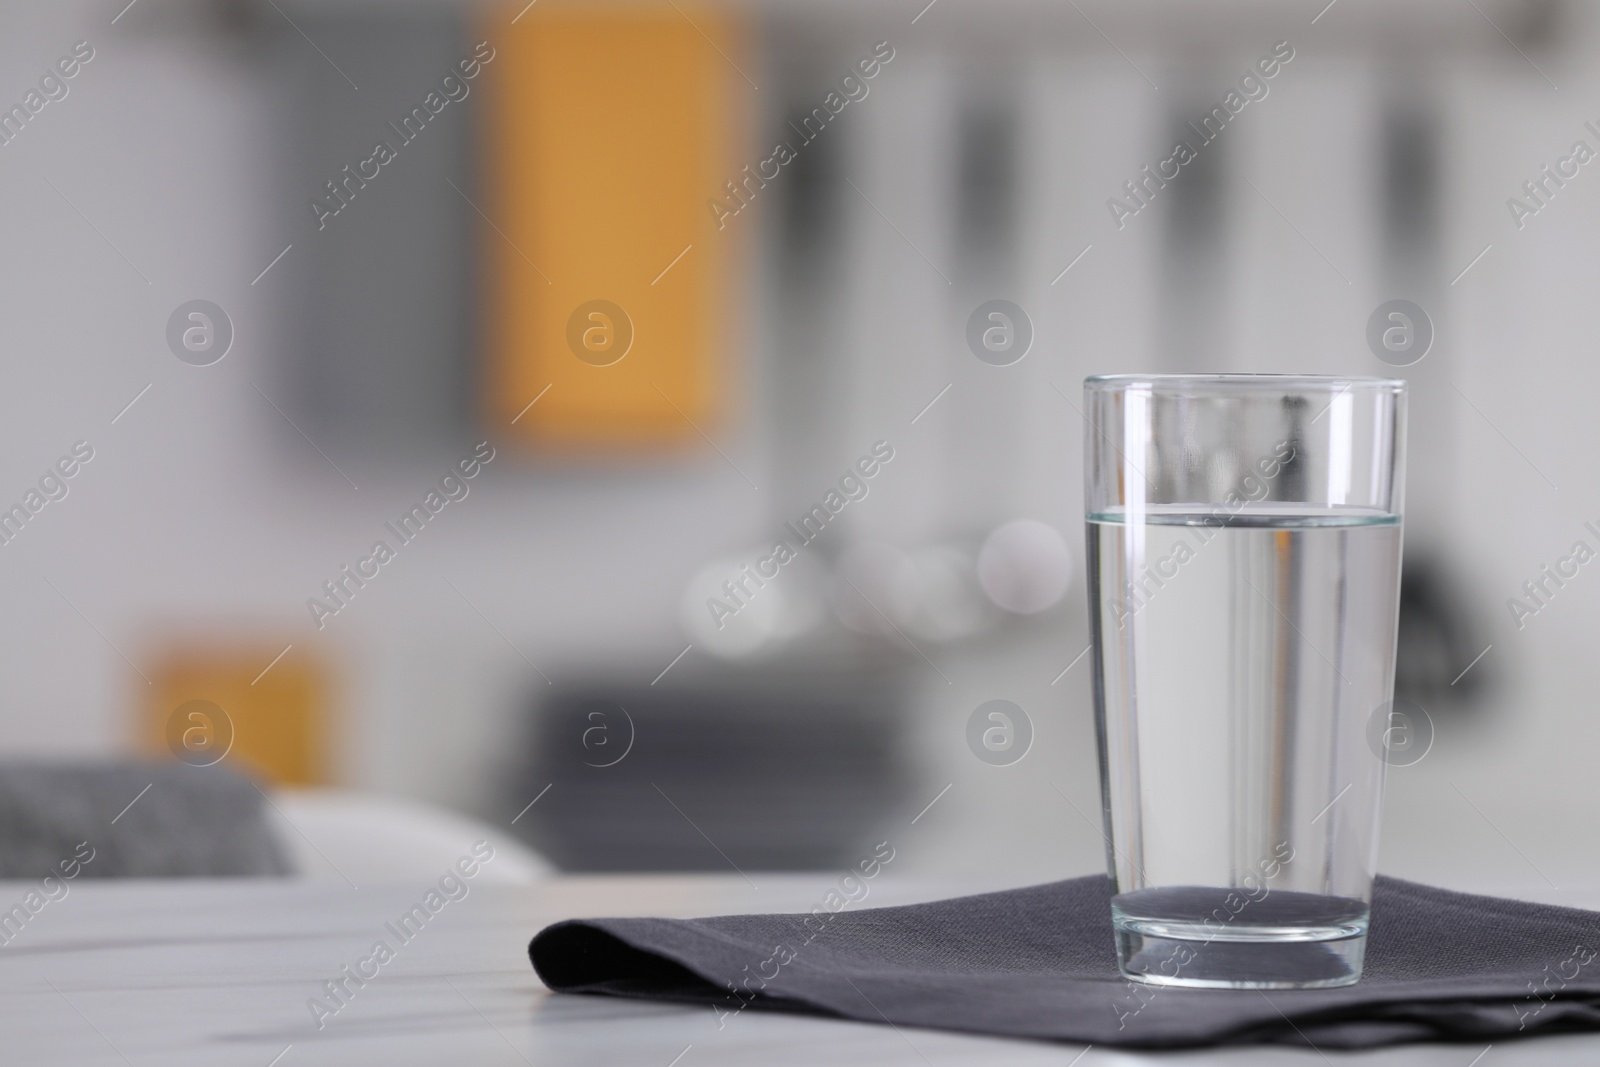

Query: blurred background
0 0 1591 890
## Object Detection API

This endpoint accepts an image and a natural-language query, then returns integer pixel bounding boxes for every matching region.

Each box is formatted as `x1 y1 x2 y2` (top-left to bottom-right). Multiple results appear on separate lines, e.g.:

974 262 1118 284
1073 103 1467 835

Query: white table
6 875 1597 1066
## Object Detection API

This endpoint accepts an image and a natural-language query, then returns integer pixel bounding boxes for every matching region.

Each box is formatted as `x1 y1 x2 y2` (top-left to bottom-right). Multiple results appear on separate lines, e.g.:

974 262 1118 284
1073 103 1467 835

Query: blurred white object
891 545 996 642
832 540 911 636
836 540 999 642
680 551 826 658
977 520 1074 615
268 789 551 883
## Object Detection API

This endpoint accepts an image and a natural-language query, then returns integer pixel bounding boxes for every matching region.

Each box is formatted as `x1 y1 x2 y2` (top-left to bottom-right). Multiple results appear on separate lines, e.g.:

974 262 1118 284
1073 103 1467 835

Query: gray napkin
529 875 1600 1048
0 761 291 878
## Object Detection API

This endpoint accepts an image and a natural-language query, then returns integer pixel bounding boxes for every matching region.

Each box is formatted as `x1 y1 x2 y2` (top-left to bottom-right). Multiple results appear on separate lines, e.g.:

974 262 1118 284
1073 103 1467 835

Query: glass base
1112 886 1369 989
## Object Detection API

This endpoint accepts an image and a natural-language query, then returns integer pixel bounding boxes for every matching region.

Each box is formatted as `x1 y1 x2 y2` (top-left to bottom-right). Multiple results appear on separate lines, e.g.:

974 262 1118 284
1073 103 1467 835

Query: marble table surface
5 873 1598 1066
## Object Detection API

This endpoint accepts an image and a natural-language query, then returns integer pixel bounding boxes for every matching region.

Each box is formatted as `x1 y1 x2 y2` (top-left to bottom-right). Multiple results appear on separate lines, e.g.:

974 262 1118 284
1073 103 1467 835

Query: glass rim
1085 373 1405 393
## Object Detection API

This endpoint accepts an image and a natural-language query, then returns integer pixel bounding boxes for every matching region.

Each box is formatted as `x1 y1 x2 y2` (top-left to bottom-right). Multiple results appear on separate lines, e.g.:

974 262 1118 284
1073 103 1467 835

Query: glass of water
1084 374 1406 989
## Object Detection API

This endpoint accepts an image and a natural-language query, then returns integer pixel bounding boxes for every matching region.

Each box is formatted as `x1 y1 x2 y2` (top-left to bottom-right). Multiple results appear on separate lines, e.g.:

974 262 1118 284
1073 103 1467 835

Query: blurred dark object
0 763 291 878
1379 99 1441 280
1160 102 1231 370
1395 556 1489 708
512 669 915 872
275 8 479 460
955 90 1019 278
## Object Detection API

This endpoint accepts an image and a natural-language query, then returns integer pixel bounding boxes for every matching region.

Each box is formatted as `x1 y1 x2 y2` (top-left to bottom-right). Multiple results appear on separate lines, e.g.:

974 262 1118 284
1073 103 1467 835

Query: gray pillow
0 761 291 878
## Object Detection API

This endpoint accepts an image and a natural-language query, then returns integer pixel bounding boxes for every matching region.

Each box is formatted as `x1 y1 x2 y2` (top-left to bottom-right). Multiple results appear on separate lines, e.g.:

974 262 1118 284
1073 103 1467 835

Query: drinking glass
1084 374 1406 989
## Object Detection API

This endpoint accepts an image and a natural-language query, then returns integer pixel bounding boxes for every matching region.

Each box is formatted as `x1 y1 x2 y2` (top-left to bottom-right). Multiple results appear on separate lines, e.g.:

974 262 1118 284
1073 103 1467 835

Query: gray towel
529 875 1600 1049
0 762 291 878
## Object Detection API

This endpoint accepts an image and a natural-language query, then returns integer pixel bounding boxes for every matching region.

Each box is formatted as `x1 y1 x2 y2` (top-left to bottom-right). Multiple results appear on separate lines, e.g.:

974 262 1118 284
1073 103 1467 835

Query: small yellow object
143 642 329 786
